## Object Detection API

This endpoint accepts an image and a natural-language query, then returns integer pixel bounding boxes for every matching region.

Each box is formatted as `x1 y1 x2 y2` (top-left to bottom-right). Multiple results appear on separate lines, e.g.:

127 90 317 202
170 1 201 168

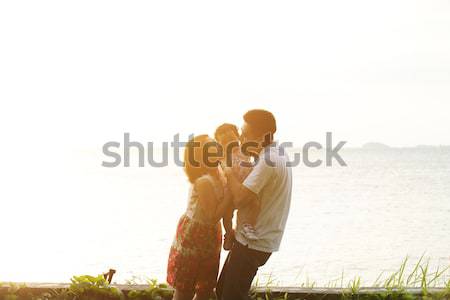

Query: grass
1 256 449 299
251 255 450 299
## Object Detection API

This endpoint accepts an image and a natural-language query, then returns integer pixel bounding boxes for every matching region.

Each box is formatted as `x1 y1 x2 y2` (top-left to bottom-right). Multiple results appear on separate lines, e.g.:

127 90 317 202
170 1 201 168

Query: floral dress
166 174 223 295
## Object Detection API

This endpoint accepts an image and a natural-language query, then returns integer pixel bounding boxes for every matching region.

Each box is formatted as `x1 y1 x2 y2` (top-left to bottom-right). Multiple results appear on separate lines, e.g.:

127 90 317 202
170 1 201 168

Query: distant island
362 142 391 150
416 144 450 150
359 143 450 150
416 144 438 149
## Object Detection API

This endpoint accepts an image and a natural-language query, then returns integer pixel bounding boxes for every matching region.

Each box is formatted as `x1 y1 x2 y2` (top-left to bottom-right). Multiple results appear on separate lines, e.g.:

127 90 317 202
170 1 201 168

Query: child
214 123 259 248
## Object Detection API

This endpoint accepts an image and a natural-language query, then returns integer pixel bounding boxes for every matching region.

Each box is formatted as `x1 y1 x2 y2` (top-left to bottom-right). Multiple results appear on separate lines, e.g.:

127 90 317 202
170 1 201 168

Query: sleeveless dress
166 174 224 295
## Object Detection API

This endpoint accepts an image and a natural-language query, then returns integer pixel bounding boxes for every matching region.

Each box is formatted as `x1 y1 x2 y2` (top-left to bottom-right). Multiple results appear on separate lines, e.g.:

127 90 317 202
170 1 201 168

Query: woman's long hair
184 134 219 183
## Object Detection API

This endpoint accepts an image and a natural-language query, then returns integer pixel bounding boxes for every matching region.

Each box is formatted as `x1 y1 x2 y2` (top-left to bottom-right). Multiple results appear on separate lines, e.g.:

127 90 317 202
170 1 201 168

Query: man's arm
224 154 274 209
224 167 259 209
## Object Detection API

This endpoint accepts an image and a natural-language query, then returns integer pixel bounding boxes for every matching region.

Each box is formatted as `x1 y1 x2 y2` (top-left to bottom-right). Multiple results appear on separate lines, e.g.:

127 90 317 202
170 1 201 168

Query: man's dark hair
214 123 239 141
243 109 277 145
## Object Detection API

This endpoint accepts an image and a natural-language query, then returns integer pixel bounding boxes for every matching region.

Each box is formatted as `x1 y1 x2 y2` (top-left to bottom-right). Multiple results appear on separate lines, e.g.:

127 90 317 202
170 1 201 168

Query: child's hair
184 134 217 183
214 123 239 141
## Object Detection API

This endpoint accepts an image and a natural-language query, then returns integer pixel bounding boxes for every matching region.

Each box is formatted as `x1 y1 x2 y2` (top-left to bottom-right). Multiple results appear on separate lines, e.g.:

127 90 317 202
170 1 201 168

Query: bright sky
0 0 450 284
1 0 449 153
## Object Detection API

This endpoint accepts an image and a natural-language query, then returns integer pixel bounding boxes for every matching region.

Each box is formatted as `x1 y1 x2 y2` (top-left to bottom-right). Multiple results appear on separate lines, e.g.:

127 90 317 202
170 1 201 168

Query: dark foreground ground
1 282 450 300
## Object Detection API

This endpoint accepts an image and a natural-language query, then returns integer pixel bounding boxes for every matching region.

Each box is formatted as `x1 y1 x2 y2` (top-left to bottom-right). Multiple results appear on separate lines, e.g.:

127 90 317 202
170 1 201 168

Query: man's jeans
216 240 272 300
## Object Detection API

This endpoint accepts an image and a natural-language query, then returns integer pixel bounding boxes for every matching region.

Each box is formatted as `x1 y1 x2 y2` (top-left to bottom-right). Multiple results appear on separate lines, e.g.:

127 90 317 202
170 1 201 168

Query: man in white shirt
216 109 292 300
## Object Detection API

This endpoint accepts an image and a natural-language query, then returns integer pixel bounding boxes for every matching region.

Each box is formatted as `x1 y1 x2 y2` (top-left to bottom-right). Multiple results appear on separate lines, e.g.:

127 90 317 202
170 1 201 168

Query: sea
1 146 449 287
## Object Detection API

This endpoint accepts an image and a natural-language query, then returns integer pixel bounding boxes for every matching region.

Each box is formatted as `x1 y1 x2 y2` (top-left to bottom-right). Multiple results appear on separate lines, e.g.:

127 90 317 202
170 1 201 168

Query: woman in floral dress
167 135 231 300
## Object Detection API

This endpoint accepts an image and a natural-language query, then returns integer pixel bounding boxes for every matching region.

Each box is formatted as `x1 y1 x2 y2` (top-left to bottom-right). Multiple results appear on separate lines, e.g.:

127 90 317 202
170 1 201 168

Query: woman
167 135 231 300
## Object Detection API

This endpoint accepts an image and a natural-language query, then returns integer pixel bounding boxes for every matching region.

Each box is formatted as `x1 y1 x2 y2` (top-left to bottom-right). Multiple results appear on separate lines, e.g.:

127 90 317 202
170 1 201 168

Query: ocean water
1 147 449 286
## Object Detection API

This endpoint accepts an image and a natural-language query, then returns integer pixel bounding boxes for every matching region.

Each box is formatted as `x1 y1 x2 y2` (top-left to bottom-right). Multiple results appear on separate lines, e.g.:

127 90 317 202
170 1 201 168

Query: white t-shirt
235 143 292 253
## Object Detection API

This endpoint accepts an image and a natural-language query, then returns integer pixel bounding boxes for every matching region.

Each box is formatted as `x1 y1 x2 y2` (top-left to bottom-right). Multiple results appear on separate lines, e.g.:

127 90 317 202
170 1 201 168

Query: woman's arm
195 177 231 224
212 186 232 222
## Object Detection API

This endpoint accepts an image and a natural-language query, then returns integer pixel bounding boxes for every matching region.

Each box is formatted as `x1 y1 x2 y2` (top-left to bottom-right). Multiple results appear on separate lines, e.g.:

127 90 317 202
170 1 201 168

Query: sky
0 0 450 284
0 0 449 155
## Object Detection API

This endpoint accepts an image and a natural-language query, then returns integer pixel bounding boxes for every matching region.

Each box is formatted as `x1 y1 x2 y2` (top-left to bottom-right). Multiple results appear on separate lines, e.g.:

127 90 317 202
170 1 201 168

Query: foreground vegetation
1 256 449 299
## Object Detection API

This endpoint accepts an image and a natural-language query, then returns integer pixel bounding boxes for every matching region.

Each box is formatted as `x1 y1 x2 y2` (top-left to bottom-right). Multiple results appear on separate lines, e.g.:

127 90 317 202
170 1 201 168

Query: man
216 109 293 300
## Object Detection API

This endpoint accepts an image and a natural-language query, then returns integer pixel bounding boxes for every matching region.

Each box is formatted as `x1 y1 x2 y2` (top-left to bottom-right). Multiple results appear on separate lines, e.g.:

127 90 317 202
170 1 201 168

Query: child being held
214 123 260 249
